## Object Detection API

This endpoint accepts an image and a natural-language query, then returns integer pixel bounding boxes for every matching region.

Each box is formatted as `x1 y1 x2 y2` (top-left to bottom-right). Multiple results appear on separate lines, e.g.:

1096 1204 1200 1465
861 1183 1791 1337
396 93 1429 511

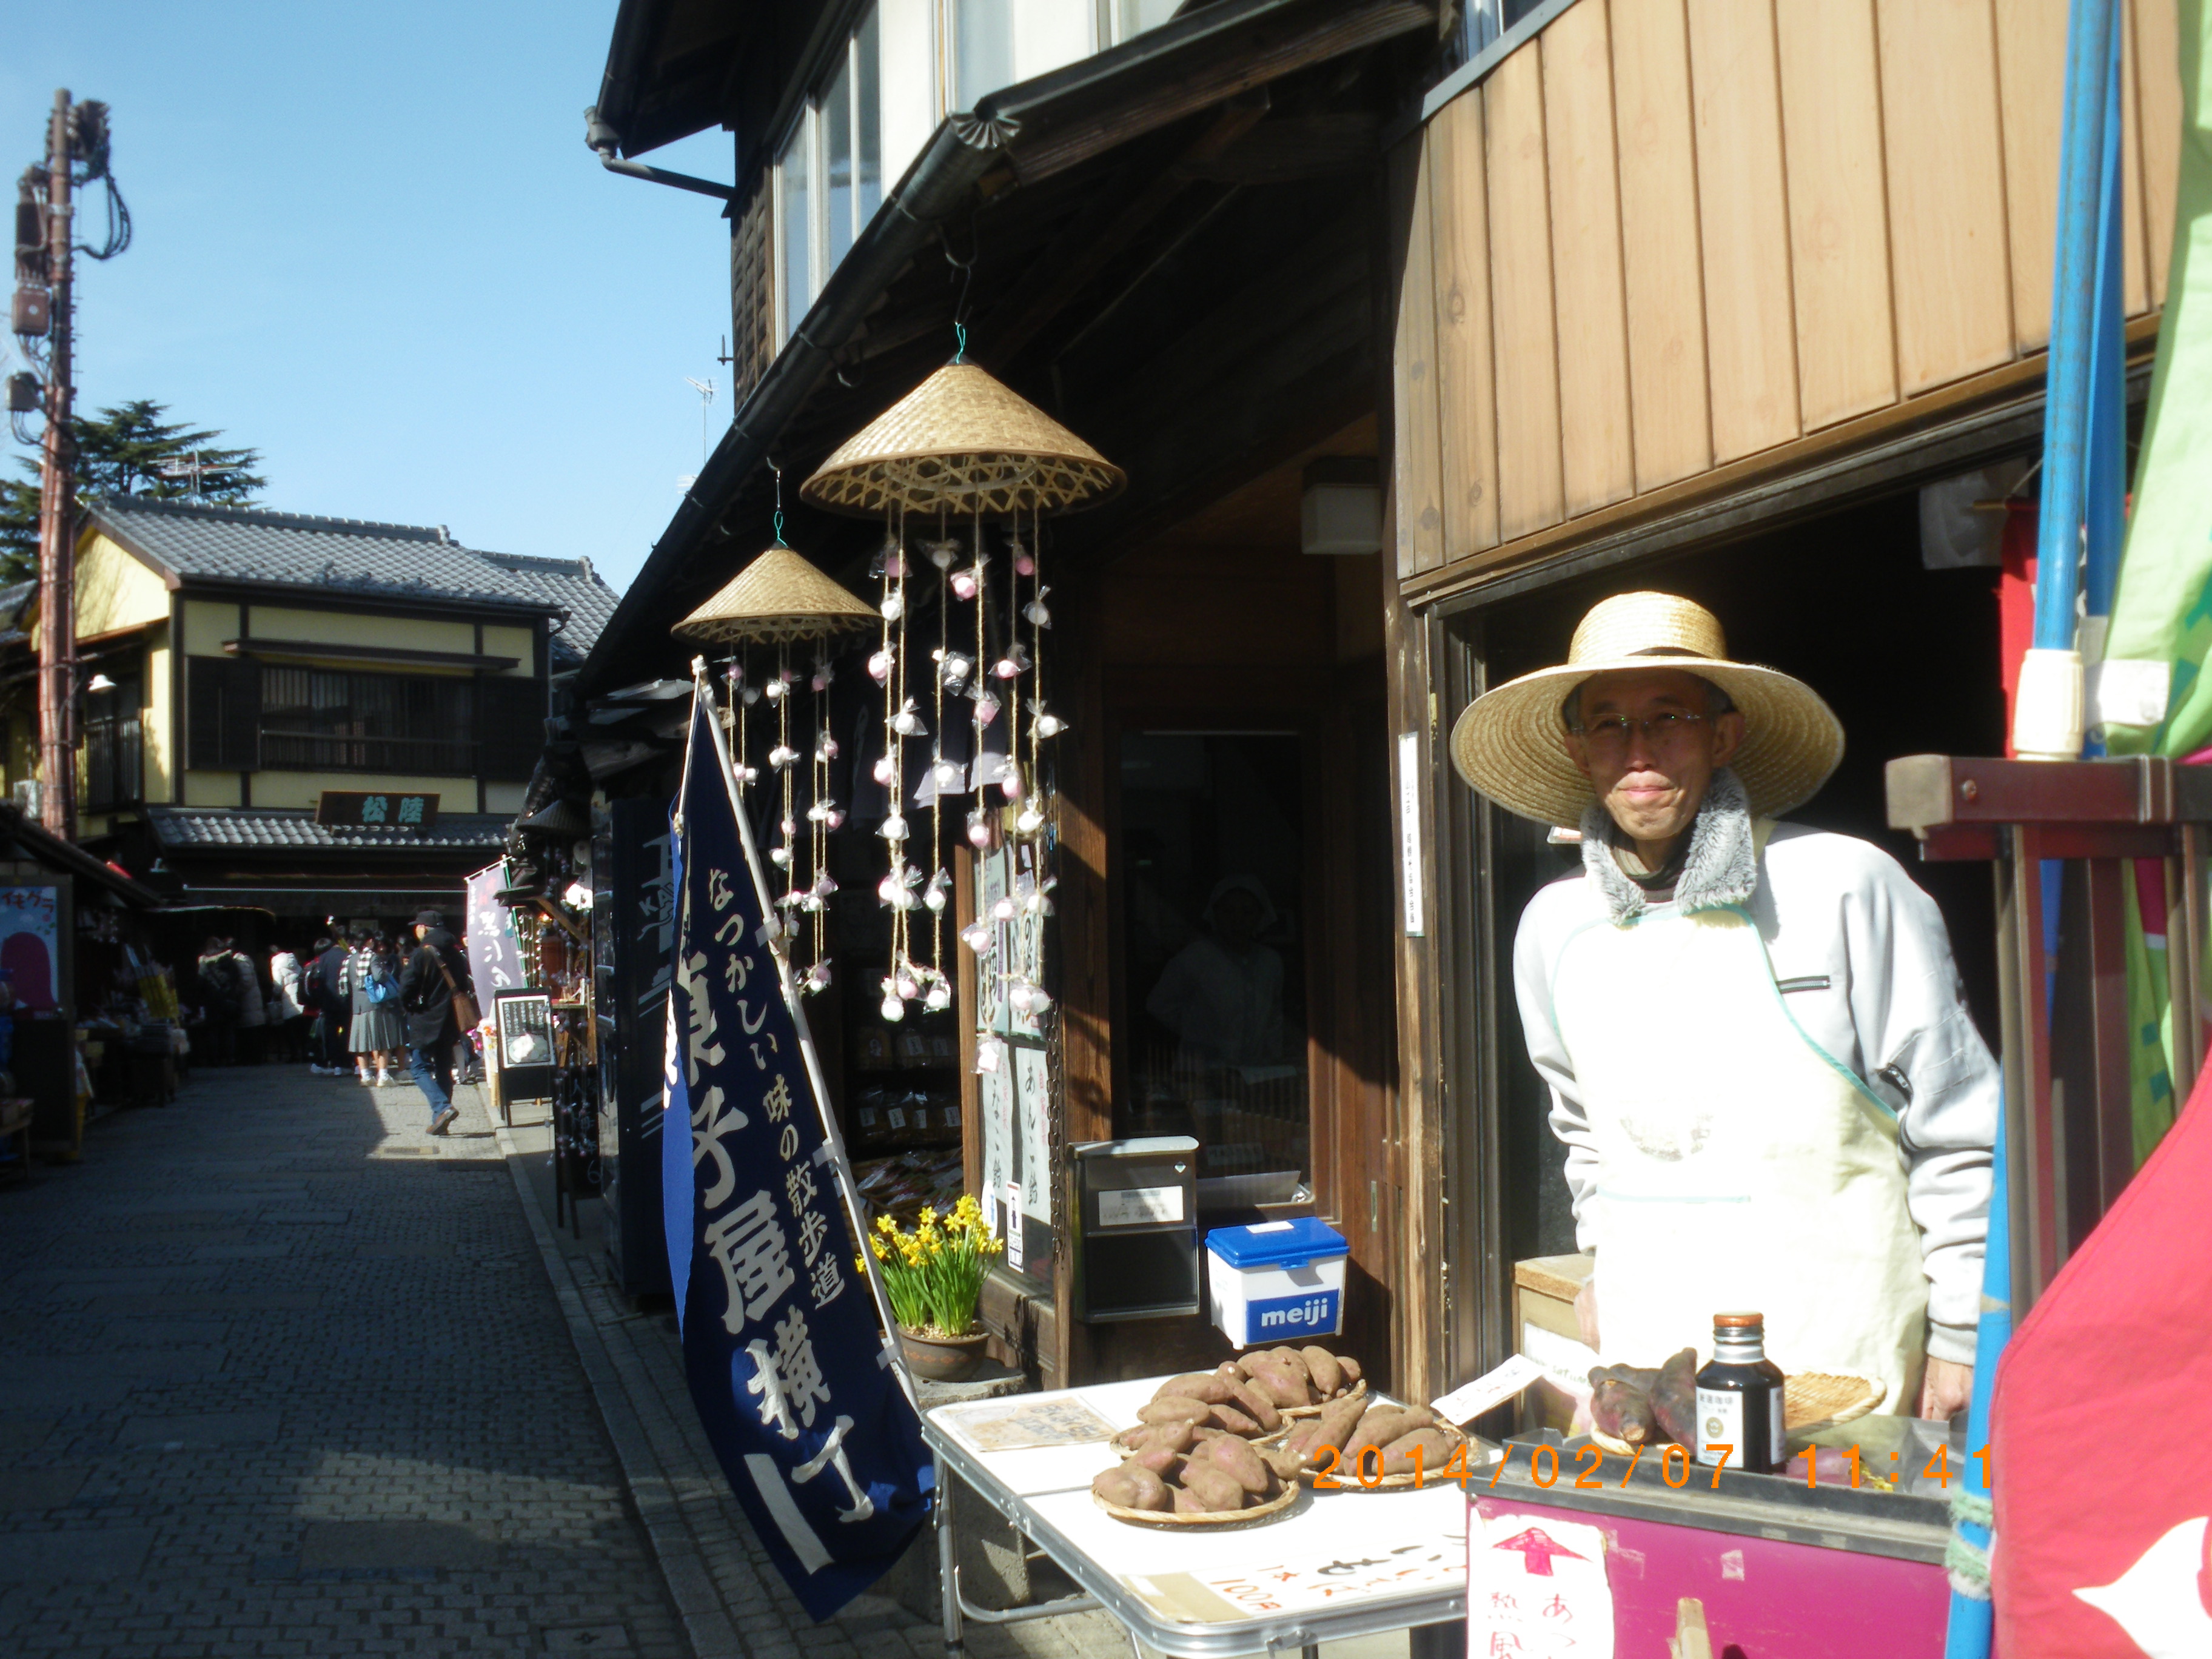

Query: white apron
1549 853 1928 1413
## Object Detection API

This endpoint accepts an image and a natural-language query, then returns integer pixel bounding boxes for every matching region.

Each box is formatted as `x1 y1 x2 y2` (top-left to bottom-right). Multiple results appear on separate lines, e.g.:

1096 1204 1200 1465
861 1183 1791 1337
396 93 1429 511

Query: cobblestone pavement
494 1115 1139 1659
0 1070 1397 1659
0 1067 691 1658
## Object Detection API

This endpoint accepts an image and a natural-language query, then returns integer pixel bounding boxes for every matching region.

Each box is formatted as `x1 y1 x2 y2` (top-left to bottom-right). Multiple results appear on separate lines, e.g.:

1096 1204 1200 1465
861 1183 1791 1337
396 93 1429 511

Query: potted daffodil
863 1196 1004 1382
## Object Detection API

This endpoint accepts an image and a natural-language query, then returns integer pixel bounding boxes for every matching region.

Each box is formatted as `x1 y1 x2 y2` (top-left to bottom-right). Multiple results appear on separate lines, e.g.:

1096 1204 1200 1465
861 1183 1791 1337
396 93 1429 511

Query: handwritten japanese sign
1467 1509 1614 1659
659 689 931 1620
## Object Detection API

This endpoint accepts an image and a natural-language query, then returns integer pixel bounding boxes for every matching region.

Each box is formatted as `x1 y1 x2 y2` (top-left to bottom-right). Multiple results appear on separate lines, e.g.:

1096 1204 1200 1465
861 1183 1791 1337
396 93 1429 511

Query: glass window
856 5 883 224
825 49 856 272
779 113 813 337
953 0 1016 109
258 668 475 775
1118 732 1309 1190
1113 0 1179 44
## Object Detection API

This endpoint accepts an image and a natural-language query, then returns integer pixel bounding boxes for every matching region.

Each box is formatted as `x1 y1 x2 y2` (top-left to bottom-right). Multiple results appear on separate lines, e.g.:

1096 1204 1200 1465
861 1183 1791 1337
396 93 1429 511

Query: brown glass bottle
1694 1312 1788 1473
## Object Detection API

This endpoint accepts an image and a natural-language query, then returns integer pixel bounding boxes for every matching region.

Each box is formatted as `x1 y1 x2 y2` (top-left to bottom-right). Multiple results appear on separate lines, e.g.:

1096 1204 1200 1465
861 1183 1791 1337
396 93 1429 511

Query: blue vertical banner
660 683 933 1620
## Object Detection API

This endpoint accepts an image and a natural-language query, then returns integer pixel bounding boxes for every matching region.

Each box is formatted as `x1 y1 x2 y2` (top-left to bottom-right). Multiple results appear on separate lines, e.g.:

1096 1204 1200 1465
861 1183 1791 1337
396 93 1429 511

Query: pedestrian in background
195 936 240 1067
399 909 475 1137
347 933 404 1086
269 945 309 1063
230 939 268 1065
307 934 350 1076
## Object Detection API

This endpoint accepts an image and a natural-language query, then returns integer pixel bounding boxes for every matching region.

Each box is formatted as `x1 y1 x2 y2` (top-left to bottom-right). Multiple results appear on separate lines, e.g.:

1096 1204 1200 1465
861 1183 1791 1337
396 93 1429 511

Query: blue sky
1 2 742 595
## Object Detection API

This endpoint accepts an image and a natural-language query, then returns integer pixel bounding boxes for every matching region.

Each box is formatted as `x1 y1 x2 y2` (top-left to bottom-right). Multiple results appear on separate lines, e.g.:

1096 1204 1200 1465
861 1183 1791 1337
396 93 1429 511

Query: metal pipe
2031 0 2118 650
2015 0 2119 761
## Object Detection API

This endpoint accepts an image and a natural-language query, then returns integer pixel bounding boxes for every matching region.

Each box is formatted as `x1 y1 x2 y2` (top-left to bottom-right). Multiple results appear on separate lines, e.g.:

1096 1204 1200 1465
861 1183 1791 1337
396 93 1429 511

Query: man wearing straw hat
1454 592 1994 1420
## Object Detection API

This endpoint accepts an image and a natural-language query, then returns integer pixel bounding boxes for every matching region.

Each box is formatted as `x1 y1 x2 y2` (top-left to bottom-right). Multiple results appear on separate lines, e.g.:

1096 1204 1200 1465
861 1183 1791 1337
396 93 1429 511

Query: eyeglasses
1570 711 1710 753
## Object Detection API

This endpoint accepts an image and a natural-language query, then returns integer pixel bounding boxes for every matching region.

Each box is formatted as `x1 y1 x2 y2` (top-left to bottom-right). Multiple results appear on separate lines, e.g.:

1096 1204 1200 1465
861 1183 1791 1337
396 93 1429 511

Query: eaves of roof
579 0 1434 694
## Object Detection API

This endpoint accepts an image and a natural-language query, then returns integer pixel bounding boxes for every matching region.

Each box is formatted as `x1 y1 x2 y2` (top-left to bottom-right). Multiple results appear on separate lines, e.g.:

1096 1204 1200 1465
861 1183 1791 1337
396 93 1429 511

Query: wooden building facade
1382 0 2186 1400
572 0 2189 1409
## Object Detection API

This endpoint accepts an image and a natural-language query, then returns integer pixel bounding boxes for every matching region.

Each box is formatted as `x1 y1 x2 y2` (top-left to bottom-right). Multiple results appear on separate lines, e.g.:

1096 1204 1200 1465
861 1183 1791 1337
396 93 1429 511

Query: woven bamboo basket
672 545 877 646
800 362 1125 518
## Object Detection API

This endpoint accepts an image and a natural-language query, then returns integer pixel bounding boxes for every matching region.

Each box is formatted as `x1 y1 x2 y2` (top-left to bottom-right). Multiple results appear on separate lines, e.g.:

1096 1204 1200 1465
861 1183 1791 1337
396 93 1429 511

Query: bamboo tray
1093 1480 1302 1529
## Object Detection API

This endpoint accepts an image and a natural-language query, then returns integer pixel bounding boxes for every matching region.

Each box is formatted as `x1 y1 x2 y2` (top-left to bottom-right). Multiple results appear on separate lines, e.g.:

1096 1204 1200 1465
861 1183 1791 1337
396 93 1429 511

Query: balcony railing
258 731 475 776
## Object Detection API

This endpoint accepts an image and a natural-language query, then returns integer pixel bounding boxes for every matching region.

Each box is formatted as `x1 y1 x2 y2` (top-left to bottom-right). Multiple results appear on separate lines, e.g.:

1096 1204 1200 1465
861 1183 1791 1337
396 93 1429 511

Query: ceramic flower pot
899 1324 988 1384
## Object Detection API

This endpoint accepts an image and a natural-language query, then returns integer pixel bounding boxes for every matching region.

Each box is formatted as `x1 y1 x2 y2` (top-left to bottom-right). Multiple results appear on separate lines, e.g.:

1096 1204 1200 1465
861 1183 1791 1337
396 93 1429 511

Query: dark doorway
1469 487 2007 1267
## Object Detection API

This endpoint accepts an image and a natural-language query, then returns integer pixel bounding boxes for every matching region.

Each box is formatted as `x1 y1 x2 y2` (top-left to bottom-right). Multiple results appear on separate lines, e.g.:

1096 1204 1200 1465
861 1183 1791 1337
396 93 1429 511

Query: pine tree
0 400 264 581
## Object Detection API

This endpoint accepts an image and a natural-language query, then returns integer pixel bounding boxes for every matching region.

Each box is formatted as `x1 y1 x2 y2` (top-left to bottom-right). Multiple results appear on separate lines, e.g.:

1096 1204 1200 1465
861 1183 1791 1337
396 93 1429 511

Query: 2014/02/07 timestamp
1310 1440 1994 1492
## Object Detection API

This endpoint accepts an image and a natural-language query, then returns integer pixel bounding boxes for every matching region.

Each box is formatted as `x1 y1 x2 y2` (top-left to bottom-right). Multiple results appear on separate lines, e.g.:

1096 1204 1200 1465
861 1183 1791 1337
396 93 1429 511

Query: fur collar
1579 768 1757 923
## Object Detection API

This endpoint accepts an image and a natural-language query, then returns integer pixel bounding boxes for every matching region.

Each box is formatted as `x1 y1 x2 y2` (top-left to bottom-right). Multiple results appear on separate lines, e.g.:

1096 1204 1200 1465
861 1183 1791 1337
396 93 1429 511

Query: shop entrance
1456 484 2008 1288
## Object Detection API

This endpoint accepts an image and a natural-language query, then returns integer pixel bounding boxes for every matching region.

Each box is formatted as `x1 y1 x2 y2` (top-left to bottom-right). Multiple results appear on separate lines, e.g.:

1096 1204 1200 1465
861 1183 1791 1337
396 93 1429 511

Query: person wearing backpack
347 933 404 1086
308 934 352 1075
398 909 476 1137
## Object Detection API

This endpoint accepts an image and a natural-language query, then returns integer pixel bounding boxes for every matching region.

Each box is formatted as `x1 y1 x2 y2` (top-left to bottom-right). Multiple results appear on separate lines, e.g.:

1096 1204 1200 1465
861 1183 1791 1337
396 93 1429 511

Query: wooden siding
1390 0 2184 586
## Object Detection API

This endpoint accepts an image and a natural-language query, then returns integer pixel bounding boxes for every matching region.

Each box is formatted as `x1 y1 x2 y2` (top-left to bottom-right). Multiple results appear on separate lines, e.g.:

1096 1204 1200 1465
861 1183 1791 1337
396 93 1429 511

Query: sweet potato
1093 1465 1170 1511
1651 1348 1699 1447
1223 1377 1284 1432
1175 1464 1248 1513
1127 1445 1184 1478
1205 1401 1262 1436
1193 1432 1274 1496
1337 1355 1364 1386
1161 1373 1237 1406
1114 1420 1199 1456
1380 1427 1456 1477
1344 1404 1433 1458
1258 1441 1309 1481
1138 1396 1214 1426
1281 1419 1324 1457
1241 1362 1310 1410
1264 1347 1313 1383
1300 1347 1345 1398
1592 1378 1658 1447
1309 1390 1369 1453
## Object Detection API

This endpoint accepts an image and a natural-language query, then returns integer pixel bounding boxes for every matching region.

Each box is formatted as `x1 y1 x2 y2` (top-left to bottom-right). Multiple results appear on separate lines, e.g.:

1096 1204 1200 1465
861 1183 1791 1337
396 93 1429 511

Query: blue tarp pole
2082 5 2132 756
1943 1090 2013 1657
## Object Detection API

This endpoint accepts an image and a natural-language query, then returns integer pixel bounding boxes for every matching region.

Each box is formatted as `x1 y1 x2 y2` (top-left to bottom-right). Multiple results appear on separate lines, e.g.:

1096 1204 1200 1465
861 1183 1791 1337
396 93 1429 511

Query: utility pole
35 89 74 842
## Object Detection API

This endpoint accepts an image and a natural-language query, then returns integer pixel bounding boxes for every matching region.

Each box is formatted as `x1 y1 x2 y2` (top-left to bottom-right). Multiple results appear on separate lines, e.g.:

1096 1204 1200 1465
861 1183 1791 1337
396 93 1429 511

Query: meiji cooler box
1205 1217 1349 1347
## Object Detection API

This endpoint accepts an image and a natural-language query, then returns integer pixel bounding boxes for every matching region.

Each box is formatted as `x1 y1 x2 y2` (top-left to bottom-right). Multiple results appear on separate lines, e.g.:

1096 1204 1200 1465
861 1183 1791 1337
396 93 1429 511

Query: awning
174 886 463 918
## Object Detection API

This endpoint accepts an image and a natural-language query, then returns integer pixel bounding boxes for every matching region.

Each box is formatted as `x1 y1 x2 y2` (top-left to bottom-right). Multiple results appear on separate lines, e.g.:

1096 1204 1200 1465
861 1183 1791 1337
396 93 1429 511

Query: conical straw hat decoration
803 356 1119 1029
672 543 877 646
800 361 1125 517
674 542 873 1002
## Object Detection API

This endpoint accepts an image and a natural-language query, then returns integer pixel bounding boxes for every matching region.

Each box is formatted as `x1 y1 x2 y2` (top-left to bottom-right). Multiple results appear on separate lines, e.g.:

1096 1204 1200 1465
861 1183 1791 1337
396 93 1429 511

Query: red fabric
1999 502 2039 760
1991 1059 2212 1654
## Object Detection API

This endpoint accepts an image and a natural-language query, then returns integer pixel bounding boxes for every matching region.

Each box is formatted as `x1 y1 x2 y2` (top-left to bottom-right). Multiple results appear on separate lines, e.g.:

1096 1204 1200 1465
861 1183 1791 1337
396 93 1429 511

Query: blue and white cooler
1204 1216 1349 1347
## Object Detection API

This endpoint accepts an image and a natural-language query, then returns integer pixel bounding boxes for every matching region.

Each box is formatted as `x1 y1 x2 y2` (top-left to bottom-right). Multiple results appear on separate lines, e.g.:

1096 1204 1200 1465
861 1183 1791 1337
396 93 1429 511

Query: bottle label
1694 1387 1744 1466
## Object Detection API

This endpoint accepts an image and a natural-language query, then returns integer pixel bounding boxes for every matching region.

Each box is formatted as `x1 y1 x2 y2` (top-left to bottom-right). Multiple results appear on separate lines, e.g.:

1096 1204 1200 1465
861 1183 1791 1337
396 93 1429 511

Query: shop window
1118 732 1309 1188
257 666 476 777
84 670 142 812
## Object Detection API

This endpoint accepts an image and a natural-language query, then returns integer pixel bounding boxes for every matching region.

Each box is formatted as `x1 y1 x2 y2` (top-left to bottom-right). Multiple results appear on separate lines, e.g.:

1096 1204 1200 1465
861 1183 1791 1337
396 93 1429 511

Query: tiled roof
144 806 511 853
87 496 620 667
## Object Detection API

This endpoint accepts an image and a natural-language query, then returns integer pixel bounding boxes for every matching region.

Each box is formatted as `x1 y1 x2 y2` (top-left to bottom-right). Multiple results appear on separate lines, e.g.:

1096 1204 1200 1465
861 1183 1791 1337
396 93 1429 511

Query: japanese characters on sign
464 865 525 998
660 689 931 1621
314 790 439 828
1466 1509 1614 1659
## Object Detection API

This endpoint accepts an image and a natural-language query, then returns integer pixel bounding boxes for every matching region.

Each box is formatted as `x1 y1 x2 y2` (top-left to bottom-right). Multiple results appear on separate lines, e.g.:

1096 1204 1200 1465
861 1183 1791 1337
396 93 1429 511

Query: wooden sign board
316 791 439 828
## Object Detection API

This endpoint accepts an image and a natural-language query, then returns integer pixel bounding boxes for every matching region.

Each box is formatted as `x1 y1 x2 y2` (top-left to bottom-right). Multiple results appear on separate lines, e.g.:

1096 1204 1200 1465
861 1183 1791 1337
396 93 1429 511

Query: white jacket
1514 820 1997 1366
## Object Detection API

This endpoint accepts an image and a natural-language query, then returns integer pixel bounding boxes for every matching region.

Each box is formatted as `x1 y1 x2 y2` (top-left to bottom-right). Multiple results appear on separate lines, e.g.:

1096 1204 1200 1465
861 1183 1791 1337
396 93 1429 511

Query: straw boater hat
1449 592 1844 827
801 361 1125 518
672 545 876 646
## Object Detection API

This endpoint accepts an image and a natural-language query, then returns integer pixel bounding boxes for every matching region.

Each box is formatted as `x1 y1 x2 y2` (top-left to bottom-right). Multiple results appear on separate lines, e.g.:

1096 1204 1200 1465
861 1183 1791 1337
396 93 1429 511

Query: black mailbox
1070 1135 1200 1323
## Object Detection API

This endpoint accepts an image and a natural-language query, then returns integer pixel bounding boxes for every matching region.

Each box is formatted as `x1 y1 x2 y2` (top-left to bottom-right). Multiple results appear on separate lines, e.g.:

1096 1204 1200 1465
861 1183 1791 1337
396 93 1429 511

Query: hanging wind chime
671 493 876 994
799 341 1123 1031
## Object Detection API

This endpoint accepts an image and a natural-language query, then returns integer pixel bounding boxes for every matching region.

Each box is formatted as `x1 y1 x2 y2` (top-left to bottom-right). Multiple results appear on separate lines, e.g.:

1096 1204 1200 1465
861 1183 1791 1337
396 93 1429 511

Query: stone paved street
0 1067 691 1657
0 1069 1406 1658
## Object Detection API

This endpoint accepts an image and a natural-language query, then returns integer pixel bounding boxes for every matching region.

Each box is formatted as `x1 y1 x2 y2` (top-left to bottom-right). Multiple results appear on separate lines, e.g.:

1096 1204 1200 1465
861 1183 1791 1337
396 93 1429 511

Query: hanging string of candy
800 645 839 995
